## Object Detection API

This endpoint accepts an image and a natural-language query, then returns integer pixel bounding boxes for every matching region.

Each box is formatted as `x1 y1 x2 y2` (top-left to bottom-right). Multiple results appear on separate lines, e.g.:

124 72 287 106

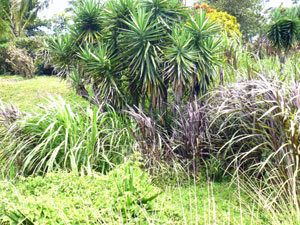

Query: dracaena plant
103 0 138 49
163 25 197 104
46 0 222 110
141 0 187 31
119 8 165 107
267 7 300 67
78 42 124 108
47 33 77 77
185 9 221 96
72 0 104 44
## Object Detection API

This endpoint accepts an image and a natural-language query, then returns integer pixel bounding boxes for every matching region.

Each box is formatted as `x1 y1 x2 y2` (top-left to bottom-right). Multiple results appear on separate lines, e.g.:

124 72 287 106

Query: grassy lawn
0 75 87 111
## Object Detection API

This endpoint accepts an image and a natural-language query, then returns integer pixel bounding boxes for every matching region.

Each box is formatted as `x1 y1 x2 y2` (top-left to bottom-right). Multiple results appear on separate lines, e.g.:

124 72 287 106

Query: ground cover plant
0 157 263 224
1 0 300 224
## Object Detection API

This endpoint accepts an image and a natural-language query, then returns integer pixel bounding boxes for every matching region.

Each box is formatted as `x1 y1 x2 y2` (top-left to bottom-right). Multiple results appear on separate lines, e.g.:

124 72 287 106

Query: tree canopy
205 0 265 39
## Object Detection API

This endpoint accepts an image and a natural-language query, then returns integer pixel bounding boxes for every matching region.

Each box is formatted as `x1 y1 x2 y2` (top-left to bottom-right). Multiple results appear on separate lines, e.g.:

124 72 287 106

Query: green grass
0 75 87 111
162 182 261 224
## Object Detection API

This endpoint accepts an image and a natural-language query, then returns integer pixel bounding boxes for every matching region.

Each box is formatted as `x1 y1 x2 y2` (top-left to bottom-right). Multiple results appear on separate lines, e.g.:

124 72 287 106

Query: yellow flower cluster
195 3 242 37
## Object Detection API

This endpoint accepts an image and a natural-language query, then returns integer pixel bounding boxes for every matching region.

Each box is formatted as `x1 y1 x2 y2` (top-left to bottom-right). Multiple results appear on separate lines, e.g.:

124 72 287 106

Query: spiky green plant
72 0 104 43
103 0 138 48
141 0 186 30
267 7 300 66
163 25 197 104
185 9 221 96
78 42 124 108
46 2 222 109
46 33 76 77
119 8 165 107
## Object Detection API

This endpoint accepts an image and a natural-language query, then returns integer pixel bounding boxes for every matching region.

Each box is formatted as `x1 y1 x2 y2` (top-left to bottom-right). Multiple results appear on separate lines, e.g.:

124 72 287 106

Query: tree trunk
76 84 97 105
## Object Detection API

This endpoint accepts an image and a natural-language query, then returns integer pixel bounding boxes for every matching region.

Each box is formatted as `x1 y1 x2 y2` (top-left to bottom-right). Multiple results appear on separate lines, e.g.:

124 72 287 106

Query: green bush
0 37 50 76
5 44 36 78
0 43 12 74
16 36 53 76
0 159 175 224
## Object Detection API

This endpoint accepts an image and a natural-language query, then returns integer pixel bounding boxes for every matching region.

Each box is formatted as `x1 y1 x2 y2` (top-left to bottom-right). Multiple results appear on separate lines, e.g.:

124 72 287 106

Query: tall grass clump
127 100 221 179
216 33 300 86
0 101 24 178
0 97 135 176
210 74 300 223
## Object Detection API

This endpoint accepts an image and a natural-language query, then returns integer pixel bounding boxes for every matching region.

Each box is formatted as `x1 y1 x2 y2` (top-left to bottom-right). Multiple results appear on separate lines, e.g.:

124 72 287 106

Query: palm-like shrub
78 42 124 108
142 0 187 30
72 0 104 43
47 0 221 110
119 9 165 106
103 0 138 48
267 7 300 64
0 0 48 39
185 10 221 95
164 26 197 104
47 33 76 77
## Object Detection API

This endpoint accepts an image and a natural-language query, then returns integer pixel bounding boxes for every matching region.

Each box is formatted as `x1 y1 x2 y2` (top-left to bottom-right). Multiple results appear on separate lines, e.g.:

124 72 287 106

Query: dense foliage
47 0 221 110
1 98 135 176
0 0 50 77
205 0 265 39
0 1 300 224
0 159 168 224
195 3 242 37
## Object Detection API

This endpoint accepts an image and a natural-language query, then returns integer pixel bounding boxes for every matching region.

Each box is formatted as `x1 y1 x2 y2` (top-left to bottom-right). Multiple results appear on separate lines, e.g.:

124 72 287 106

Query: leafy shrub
0 158 174 224
0 98 135 176
0 37 48 76
0 43 12 74
195 3 242 37
16 36 53 75
5 45 36 78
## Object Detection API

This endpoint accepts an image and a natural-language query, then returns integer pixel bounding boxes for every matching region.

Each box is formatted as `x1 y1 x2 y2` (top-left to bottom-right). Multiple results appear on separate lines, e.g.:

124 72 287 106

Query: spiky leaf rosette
73 0 104 43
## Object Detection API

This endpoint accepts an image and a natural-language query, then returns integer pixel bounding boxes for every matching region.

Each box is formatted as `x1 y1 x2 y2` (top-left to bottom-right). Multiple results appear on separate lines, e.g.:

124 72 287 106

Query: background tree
203 0 265 39
0 0 49 39
194 3 242 37
0 0 49 78
266 7 300 73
